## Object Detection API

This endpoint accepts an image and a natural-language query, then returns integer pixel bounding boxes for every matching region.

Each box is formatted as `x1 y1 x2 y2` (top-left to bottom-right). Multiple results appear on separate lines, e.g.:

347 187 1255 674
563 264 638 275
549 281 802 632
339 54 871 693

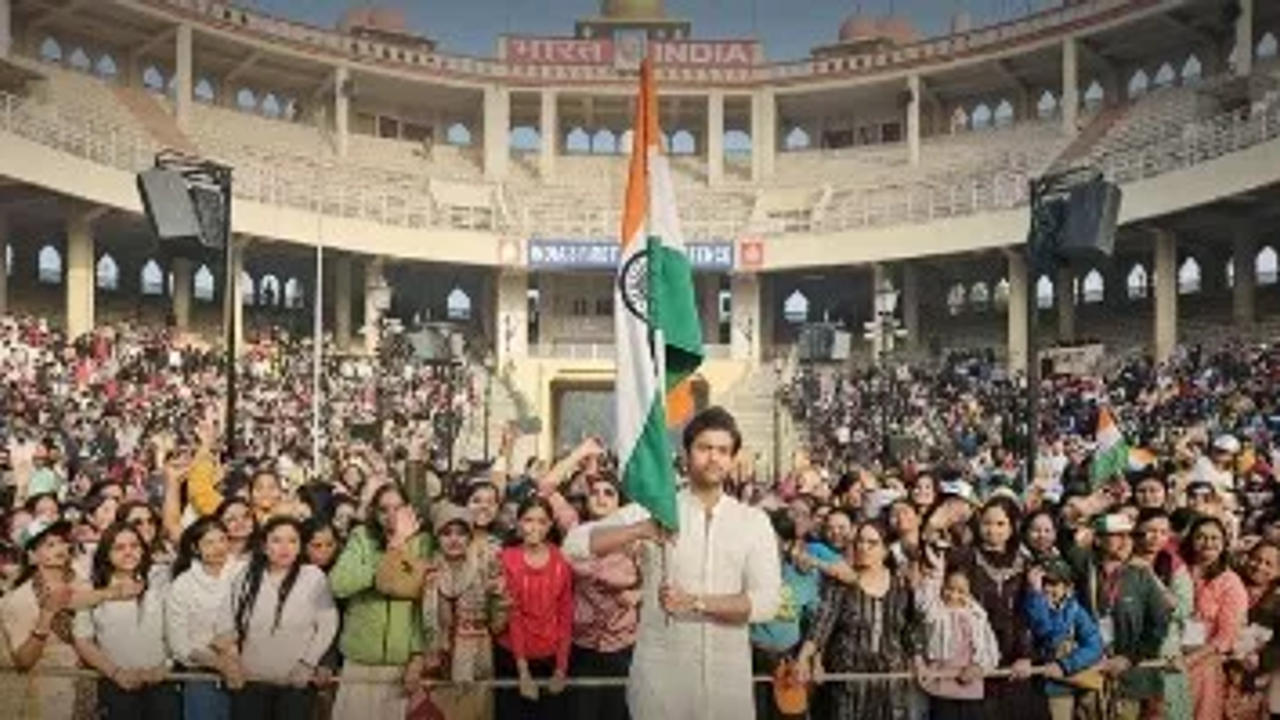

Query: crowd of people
4 309 1280 720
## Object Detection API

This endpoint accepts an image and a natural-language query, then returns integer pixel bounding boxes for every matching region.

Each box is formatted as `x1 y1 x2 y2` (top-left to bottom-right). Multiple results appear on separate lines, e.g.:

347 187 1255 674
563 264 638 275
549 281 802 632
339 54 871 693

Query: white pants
333 662 407 720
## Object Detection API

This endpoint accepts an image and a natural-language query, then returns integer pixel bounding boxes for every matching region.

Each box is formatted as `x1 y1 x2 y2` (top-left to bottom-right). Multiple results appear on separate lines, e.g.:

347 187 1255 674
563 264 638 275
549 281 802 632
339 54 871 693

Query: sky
241 0 1045 61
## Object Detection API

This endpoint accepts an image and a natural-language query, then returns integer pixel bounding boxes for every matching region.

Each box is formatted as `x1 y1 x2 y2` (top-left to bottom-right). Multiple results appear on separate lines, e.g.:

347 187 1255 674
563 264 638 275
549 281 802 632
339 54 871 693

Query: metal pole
483 367 492 460
311 243 323 476
220 169 236 458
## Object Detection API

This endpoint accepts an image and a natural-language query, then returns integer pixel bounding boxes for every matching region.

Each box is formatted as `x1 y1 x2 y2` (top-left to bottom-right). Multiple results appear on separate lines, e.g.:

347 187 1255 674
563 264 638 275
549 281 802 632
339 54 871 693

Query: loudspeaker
1057 178 1121 259
137 168 201 241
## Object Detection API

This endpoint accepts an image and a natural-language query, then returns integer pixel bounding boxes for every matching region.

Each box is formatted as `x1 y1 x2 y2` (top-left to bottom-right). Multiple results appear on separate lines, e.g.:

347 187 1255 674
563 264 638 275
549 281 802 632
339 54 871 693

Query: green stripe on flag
647 236 704 390
623 397 680 530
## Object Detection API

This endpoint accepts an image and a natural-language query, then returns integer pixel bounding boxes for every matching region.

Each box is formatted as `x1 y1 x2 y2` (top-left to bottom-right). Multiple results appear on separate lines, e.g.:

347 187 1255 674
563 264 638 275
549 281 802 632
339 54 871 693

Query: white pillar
1153 228 1178 364
1236 0 1254 77
496 271 528 364
483 84 510 181
363 257 386 356
0 211 8 315
539 89 557 180
174 23 193 131
901 262 920 350
1062 37 1079 137
751 89 776 183
0 0 12 58
334 65 350 158
334 253 352 350
906 74 921 166
1007 252 1029 373
230 238 245 355
172 256 192 332
1055 264 1075 343
707 90 725 186
65 210 95 339
1234 234 1256 327
730 273 761 362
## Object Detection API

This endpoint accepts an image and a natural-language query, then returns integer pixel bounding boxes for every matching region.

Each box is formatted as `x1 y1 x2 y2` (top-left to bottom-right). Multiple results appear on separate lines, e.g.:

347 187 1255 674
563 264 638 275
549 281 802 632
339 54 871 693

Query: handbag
375 544 431 600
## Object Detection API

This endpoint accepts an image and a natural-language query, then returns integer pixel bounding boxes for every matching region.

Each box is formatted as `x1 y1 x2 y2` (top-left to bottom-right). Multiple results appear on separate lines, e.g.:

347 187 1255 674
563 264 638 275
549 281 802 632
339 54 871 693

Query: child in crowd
1024 559 1104 720
917 565 1001 720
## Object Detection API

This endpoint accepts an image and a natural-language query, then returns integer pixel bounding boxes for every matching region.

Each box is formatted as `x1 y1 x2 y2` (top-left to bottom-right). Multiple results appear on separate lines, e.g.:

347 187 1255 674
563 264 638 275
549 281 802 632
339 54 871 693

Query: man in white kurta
564 411 781 720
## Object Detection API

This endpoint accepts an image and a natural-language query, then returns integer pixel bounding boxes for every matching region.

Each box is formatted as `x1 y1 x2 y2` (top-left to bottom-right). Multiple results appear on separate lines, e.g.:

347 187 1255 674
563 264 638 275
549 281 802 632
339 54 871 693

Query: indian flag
615 57 704 531
1090 406 1129 486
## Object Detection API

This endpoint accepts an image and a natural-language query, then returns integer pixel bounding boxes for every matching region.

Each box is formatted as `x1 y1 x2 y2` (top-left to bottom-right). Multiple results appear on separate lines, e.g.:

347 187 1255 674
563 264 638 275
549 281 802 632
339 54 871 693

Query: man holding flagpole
562 56 780 720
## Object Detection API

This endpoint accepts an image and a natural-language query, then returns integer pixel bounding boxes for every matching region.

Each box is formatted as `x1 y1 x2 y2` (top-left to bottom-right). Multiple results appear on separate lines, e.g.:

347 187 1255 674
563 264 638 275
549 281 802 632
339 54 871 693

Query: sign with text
528 240 734 270
502 36 759 68
649 40 758 67
504 37 612 65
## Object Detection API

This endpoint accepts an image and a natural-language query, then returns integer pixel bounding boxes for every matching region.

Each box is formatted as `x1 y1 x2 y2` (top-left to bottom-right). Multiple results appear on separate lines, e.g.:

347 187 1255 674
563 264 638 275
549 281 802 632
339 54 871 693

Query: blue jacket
1024 589 1104 696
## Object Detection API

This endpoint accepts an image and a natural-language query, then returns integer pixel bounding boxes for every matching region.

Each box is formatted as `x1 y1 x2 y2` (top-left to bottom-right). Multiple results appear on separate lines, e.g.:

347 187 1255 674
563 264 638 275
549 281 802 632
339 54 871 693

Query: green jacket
329 525 434 666
1081 560 1170 700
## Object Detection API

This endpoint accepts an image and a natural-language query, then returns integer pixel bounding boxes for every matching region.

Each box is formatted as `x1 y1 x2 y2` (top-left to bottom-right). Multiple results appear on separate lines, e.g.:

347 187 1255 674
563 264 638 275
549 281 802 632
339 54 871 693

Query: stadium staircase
716 357 800 480
1050 104 1129 170
111 85 197 154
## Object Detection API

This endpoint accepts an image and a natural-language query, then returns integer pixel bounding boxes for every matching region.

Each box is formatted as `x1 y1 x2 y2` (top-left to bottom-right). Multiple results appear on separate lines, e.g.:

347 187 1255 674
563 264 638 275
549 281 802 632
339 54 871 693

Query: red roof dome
838 15 879 43
878 15 920 44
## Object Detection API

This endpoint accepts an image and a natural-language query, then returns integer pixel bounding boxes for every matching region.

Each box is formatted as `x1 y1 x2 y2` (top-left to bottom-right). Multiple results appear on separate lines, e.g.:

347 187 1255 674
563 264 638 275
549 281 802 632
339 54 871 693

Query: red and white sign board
501 36 759 68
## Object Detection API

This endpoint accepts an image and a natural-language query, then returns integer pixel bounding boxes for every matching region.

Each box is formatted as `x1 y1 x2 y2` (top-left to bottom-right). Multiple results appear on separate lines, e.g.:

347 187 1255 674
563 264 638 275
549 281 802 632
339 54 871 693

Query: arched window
260 93 282 118
618 129 635 153
95 254 119 291
1226 258 1234 289
283 277 304 309
194 77 216 103
140 259 164 295
259 274 281 306
1182 54 1203 84
1082 269 1104 303
510 126 540 151
1037 90 1059 119
784 127 810 151
68 48 91 72
993 100 1014 128
565 127 590 154
1258 246 1278 286
1177 257 1201 295
95 54 119 78
670 129 696 154
236 88 257 111
994 278 1010 308
193 264 215 301
446 287 472 320
447 123 472 146
950 106 969 132
947 283 967 315
1127 69 1150 98
39 37 62 63
1260 33 1278 61
1127 263 1149 299
783 290 809 324
1153 62 1176 88
37 245 62 284
969 281 990 309
971 103 993 130
723 130 751 153
1036 275 1054 309
142 66 165 92
590 129 617 154
1083 80 1105 109
241 272 256 305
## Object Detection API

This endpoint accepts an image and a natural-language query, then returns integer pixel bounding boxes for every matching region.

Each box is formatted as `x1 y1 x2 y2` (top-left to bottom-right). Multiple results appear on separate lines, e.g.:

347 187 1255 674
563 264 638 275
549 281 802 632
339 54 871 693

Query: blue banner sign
528 240 734 270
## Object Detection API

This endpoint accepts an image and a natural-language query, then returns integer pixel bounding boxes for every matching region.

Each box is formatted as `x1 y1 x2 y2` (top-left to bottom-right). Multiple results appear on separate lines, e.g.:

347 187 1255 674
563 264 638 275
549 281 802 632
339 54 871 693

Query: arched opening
510 126 540 151
723 130 751 153
618 129 634 153
670 129 696 154
1127 263 1148 299
67 47 91 72
1226 258 1235 289
95 254 119 291
39 37 62 63
193 264 215 301
446 123 472 146
1177 257 1201 295
37 245 62 284
950 106 969 133
259 274 282 306
241 272 256 305
140 259 164 295
1153 62 1177 88
971 103 993 130
94 54 118 78
446 287 472 320
1260 33 1278 61
236 88 257 111
1127 69 1150 98
969 281 990 310
5 245 10 277
1258 246 1278 286
590 129 617 154
784 127 810 151
783 290 809 324
1182 54 1203 84
565 127 590 154
1083 80 1105 109
1082 269 1104 303
281 97 298 121
260 92 282 118
194 77 215 103
1037 90 1059 119
283 277 304 309
947 283 967 315
994 278 1010 308
142 66 165 92
1036 275 1054 309
993 100 1015 128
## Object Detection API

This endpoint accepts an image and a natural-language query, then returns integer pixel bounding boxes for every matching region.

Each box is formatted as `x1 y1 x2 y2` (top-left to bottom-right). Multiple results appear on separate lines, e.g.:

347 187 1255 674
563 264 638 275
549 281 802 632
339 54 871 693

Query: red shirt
497 545 573 672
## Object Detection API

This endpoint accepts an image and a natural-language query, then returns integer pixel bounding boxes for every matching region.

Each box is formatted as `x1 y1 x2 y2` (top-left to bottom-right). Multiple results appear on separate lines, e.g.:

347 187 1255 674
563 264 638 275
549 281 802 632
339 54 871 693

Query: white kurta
564 490 781 720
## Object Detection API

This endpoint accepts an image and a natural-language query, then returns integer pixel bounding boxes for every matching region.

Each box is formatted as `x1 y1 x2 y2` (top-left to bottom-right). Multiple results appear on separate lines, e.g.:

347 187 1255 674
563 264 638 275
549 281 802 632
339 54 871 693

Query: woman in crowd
304 519 341 572
909 473 939 517
887 499 923 571
167 516 247 720
1183 515 1249 720
465 479 505 559
1132 507 1194 719
72 521 176 719
1228 540 1280 718
329 482 433 720
232 516 339 720
1022 510 1061 564
116 501 172 568
495 496 573 719
218 496 257 562
417 503 509 720
249 469 286 524
796 520 921 720
824 507 856 558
